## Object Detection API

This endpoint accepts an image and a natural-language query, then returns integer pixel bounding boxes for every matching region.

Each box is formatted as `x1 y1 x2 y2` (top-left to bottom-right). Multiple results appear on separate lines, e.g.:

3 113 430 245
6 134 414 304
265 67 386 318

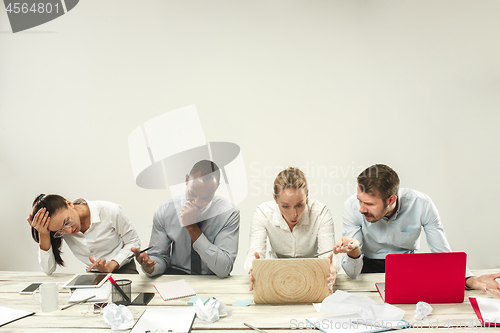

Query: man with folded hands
132 160 240 278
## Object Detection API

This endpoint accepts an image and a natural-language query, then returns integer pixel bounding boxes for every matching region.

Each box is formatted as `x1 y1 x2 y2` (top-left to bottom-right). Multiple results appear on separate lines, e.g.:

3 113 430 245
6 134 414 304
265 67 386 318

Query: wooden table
1 269 499 332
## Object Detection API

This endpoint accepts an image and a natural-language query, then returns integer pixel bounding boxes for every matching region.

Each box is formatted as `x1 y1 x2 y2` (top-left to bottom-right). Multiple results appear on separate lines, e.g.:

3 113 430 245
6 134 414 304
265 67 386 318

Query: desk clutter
5 271 500 332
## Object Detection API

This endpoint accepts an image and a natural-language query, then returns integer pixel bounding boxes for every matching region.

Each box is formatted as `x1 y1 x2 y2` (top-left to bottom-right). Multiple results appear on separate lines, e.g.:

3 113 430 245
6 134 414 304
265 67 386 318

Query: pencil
244 323 268 333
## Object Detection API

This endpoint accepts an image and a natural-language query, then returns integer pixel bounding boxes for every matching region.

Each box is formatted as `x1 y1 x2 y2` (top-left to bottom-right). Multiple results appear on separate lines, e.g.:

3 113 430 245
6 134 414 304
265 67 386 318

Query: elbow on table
342 264 361 280
213 262 234 279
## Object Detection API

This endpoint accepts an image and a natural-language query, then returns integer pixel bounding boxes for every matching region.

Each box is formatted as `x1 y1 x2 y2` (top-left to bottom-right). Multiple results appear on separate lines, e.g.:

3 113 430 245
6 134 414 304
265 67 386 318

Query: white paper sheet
475 297 500 323
68 282 111 302
130 307 196 333
0 306 34 327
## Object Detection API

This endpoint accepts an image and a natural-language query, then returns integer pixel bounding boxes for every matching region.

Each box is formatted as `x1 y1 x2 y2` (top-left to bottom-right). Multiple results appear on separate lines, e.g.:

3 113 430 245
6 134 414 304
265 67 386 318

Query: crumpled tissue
193 298 232 323
414 301 433 320
315 290 405 320
103 303 134 330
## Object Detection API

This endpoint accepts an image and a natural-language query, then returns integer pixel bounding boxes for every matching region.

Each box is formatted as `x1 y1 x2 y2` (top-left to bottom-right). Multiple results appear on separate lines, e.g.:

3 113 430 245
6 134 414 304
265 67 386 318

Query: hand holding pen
128 246 153 259
333 236 360 258
130 246 156 274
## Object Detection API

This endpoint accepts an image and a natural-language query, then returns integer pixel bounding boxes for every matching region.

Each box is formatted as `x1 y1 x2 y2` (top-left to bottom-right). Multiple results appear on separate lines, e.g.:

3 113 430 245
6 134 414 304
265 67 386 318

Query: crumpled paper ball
193 298 232 323
103 303 134 330
414 301 433 320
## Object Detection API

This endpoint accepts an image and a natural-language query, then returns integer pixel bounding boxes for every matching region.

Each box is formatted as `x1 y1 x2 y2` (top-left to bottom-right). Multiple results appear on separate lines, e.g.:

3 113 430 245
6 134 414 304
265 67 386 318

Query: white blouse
244 199 340 272
38 200 141 275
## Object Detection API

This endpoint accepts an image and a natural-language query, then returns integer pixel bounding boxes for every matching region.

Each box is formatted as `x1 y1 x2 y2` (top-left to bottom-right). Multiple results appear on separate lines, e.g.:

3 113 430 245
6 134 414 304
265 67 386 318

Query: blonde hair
273 167 308 197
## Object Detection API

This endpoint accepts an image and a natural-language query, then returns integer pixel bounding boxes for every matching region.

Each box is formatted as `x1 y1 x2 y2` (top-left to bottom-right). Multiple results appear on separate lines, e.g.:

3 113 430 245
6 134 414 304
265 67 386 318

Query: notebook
252 258 330 304
130 307 196 333
376 252 467 304
154 279 196 301
0 306 34 328
470 297 500 326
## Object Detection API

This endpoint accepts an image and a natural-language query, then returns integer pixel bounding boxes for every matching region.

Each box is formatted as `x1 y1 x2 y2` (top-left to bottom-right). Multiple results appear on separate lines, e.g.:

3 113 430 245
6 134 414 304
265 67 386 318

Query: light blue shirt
342 188 472 279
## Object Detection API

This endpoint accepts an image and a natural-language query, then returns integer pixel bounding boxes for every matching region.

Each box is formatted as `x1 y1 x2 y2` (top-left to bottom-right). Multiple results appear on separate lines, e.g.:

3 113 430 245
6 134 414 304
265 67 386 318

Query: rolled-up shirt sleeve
39 246 57 276
193 209 240 278
341 199 364 279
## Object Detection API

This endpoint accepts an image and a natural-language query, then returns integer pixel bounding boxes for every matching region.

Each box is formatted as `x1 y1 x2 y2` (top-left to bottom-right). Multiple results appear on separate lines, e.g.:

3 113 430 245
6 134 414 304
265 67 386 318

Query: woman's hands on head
28 208 51 236
28 208 52 252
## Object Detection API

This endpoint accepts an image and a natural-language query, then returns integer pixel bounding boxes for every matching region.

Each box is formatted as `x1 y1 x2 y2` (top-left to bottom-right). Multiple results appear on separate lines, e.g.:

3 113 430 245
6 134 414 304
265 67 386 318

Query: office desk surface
1 269 499 332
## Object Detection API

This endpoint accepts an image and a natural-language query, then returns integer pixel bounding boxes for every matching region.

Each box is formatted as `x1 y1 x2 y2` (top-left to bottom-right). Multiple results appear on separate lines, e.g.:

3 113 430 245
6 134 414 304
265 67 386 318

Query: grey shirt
145 195 240 278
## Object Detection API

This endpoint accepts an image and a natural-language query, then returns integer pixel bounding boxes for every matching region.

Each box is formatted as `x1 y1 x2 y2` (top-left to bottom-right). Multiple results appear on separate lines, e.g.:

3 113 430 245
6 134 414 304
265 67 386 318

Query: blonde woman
244 167 340 292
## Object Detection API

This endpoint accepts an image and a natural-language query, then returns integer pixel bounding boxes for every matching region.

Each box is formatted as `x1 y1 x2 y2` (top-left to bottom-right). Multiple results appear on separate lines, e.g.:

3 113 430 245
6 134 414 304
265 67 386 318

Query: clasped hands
131 201 206 274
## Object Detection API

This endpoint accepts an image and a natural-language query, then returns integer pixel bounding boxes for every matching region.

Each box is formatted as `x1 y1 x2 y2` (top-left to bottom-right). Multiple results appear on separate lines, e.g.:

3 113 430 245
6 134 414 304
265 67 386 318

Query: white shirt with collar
244 199 341 273
38 200 141 275
342 188 472 279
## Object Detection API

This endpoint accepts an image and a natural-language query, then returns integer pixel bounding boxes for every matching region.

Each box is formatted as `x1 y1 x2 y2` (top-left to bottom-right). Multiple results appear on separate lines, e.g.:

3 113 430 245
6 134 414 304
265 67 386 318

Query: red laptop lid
384 252 466 304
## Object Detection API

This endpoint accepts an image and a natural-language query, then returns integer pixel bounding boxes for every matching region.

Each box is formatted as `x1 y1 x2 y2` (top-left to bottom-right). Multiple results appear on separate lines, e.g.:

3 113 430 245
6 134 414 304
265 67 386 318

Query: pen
108 276 131 304
244 323 268 333
314 250 333 258
315 242 355 257
128 246 154 258
314 250 333 257
61 295 96 310
336 241 355 250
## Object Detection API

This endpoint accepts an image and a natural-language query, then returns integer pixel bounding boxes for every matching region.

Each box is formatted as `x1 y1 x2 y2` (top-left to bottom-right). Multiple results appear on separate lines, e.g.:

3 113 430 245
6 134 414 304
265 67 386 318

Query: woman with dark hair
28 194 141 275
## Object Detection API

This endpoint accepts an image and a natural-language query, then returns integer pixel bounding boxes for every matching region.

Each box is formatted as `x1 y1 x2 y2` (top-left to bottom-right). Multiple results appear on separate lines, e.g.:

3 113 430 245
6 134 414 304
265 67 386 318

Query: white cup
33 282 59 312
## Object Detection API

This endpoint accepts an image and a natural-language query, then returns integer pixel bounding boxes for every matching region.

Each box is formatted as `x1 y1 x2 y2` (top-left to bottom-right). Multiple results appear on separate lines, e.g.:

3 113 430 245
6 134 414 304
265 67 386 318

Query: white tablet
62 273 110 289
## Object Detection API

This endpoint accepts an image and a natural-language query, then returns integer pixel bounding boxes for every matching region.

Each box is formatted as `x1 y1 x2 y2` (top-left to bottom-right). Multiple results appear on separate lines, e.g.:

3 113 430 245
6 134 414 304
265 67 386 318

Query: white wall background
1 0 499 275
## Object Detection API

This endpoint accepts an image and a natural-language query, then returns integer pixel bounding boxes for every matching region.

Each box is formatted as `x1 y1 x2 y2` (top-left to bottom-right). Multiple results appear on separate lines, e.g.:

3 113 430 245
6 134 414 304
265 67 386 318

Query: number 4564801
5 2 60 14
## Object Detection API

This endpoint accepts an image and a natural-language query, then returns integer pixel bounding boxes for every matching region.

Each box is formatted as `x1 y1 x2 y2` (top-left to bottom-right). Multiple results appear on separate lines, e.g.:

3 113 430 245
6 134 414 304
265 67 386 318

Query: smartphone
130 292 155 305
19 282 42 295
